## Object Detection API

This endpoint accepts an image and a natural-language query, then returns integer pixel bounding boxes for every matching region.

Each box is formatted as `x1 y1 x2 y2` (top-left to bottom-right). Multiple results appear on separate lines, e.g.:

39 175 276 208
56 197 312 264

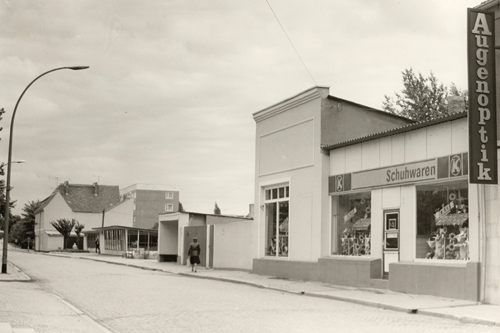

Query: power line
265 0 317 85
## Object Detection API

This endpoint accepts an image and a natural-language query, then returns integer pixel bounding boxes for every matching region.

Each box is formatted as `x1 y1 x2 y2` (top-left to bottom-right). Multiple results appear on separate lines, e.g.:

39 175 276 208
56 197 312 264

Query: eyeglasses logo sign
450 155 462 177
336 175 343 192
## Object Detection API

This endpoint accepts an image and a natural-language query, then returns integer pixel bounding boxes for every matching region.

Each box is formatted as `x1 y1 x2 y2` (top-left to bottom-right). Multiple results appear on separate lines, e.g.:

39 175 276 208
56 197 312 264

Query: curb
417 309 500 327
1 262 32 282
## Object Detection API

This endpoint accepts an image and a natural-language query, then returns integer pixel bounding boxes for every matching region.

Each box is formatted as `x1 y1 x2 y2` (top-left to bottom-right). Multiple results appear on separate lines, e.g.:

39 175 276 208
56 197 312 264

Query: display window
416 181 469 260
335 192 371 256
264 185 289 257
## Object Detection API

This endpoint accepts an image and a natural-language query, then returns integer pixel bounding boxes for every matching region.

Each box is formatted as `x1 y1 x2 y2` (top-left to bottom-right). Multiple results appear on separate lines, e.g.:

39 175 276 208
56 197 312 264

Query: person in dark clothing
95 237 100 254
188 237 201 272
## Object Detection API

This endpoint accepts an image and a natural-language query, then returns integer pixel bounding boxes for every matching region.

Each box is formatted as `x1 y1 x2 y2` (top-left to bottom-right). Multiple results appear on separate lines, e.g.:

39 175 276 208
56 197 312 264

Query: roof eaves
326 96 414 123
321 111 467 151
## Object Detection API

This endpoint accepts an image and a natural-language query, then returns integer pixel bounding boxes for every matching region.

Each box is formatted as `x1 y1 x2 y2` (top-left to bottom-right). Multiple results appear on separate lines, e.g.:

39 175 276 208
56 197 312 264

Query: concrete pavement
2 249 500 331
46 251 500 327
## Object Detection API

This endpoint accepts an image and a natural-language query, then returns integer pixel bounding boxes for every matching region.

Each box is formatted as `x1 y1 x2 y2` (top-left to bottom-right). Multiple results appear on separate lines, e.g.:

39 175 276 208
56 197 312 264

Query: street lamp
1 66 89 274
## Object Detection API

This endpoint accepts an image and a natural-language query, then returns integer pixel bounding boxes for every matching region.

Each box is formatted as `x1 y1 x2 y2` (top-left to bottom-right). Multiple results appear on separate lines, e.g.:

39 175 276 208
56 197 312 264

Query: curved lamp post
1 66 89 274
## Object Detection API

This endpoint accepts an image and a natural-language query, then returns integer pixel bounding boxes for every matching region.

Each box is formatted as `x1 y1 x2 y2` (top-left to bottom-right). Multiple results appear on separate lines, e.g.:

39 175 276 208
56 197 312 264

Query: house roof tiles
35 182 121 214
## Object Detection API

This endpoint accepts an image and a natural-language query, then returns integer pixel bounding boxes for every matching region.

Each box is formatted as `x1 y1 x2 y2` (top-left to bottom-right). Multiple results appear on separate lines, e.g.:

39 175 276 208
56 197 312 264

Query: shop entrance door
383 210 400 277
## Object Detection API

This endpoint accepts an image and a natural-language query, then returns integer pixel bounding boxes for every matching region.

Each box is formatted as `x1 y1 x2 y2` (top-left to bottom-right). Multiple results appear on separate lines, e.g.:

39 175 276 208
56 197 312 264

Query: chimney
93 182 98 196
64 181 69 195
247 204 254 218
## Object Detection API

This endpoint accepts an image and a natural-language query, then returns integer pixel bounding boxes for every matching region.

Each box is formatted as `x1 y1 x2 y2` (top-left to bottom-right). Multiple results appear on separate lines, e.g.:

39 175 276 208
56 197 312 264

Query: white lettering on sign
434 202 455 221
472 12 493 180
344 207 357 222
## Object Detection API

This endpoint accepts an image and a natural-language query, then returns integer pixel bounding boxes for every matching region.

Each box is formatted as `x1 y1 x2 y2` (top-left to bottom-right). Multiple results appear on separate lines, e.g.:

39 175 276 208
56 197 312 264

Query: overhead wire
265 0 317 85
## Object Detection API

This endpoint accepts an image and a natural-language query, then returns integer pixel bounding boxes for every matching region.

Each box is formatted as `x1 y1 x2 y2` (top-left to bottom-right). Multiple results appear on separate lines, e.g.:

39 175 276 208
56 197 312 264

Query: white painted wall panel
330 147 346 175
404 130 427 162
451 119 468 154
361 140 380 170
259 119 314 175
290 191 313 261
345 144 362 173
382 187 401 209
379 136 393 167
391 134 405 164
426 122 452 158
399 185 415 262
371 189 383 260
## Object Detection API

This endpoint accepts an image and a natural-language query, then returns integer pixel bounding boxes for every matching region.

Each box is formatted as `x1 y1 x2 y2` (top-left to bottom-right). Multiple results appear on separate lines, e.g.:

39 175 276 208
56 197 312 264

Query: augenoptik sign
468 9 498 184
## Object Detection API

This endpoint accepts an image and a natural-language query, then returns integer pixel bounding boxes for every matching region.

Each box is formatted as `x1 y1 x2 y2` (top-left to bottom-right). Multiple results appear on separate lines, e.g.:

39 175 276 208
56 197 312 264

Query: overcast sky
0 0 480 216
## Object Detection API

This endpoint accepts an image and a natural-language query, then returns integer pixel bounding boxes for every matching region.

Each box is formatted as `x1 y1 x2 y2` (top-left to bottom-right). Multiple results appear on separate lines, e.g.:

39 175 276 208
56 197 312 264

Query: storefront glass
105 229 124 251
416 181 469 260
335 192 371 256
264 185 289 257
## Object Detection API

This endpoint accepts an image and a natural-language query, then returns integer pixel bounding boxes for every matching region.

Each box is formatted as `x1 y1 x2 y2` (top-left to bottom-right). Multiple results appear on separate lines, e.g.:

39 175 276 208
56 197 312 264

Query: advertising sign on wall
329 153 468 194
468 9 498 184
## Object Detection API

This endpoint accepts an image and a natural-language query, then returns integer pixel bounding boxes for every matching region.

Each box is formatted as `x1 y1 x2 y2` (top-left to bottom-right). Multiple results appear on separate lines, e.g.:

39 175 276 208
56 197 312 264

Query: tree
50 218 76 249
0 108 17 236
74 221 85 250
382 68 467 122
18 200 41 249
178 202 185 212
213 202 221 215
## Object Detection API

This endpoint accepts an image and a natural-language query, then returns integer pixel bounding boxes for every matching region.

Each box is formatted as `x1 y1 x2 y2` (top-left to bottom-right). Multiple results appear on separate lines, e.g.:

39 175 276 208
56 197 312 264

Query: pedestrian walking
95 237 100 254
188 237 201 272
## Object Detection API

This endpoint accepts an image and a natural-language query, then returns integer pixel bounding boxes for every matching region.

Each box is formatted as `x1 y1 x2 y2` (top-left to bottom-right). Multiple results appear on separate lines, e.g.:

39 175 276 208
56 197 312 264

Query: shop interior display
339 196 371 256
341 225 371 256
425 190 469 260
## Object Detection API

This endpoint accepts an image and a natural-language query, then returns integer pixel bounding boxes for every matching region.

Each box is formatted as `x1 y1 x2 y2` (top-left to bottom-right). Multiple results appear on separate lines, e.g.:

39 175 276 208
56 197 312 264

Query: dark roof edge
475 0 499 10
321 111 467 151
326 96 414 123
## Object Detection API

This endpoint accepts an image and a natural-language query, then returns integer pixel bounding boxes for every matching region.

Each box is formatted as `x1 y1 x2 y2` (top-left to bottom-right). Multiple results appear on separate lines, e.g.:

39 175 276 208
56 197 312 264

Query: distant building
115 183 180 229
34 182 120 251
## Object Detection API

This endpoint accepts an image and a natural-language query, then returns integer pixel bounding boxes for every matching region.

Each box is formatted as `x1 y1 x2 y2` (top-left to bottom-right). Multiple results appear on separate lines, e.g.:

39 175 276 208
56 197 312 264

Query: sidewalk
5 250 500 328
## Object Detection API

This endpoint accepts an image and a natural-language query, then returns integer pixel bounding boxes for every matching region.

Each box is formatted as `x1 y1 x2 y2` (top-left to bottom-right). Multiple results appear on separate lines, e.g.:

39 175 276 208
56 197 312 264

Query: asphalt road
3 249 500 333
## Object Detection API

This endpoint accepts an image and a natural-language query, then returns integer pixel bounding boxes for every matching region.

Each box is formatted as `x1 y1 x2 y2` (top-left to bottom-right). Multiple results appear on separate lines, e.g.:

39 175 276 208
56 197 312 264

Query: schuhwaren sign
468 9 498 184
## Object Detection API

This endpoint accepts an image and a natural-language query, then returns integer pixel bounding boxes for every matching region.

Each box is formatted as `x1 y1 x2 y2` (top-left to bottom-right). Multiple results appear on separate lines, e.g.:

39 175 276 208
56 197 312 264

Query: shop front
326 114 480 301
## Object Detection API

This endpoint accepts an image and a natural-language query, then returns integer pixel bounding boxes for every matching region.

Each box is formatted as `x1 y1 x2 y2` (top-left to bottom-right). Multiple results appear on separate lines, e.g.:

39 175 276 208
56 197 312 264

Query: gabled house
34 181 120 251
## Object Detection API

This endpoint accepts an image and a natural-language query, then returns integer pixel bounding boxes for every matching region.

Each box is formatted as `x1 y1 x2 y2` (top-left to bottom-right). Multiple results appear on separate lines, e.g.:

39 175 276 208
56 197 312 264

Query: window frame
263 184 290 258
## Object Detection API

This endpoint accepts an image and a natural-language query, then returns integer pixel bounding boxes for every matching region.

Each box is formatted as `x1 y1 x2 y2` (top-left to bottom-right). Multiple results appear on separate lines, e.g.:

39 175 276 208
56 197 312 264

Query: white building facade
251 86 500 304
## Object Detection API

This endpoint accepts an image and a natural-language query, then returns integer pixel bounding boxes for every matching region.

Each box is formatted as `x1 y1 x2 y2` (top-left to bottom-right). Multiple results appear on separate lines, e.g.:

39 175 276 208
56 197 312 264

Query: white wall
213 221 253 270
330 118 468 174
254 90 327 262
105 199 134 227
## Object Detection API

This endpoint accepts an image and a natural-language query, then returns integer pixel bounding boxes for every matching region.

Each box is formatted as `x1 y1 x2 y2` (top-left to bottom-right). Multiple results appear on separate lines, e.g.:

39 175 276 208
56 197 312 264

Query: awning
435 213 468 226
352 218 371 230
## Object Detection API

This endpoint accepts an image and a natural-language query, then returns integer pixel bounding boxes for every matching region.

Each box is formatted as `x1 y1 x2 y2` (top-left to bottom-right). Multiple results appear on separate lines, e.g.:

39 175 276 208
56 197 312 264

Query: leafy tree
213 202 221 215
18 200 41 249
50 218 76 249
7 215 22 244
74 221 85 250
448 83 468 114
178 202 185 212
0 108 17 237
383 68 468 122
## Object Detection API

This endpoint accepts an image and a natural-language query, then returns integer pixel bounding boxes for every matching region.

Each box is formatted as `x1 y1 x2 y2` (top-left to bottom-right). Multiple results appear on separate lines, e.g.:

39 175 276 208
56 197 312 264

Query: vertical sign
468 9 498 184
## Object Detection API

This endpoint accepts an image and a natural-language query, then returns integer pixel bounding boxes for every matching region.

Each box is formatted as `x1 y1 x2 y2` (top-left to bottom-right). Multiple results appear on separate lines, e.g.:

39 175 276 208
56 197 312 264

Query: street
1 249 500 333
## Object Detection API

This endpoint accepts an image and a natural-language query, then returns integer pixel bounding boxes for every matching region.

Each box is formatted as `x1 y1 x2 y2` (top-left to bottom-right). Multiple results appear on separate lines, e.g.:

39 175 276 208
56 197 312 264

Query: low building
158 211 253 270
